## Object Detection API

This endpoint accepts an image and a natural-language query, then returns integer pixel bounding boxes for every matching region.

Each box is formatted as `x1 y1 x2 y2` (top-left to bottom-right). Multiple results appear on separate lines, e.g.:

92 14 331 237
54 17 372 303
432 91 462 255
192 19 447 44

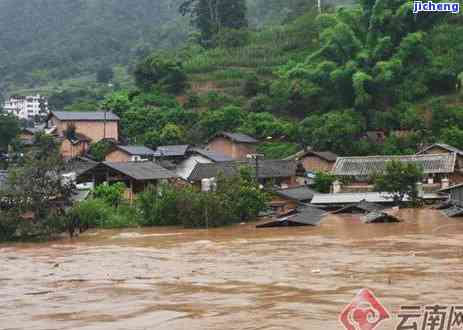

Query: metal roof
116 145 156 156
101 162 177 181
333 153 456 176
154 145 190 157
212 132 258 144
187 160 297 181
417 143 463 157
50 111 120 121
190 148 234 162
311 192 443 205
274 185 316 202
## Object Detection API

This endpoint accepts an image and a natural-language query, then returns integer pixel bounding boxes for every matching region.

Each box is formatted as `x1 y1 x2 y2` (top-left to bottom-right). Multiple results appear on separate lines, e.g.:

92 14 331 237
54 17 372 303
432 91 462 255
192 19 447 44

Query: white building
3 94 49 120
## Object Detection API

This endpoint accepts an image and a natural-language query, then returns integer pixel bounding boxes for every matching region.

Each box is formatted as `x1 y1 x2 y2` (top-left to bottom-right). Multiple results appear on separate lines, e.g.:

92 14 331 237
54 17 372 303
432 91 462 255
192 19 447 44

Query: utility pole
247 153 265 188
103 108 107 140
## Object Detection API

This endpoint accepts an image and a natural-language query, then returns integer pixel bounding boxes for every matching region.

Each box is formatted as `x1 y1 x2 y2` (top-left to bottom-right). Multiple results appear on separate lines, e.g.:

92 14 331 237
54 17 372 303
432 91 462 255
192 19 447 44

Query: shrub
313 172 336 193
134 53 188 94
93 182 125 207
68 199 139 229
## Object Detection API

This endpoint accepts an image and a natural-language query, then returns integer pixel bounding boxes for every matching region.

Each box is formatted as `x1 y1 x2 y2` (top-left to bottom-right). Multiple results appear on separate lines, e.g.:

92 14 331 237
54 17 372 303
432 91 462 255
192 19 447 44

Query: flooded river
1 209 463 330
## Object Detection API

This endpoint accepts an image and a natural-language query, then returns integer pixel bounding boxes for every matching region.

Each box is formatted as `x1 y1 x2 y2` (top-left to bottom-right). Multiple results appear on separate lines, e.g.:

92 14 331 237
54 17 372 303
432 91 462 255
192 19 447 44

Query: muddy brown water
1 209 463 330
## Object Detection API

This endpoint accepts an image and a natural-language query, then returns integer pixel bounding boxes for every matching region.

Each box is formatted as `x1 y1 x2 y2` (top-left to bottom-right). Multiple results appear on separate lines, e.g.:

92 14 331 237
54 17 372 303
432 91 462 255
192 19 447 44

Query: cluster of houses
5 109 463 225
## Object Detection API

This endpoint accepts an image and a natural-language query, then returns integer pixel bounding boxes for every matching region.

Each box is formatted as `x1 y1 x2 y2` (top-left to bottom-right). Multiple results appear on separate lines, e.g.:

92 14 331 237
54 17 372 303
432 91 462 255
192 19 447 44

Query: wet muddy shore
1 209 463 330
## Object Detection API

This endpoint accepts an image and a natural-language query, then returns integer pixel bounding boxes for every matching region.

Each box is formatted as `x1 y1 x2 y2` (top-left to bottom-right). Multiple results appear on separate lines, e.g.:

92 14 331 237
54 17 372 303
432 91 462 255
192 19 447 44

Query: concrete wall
207 137 256 160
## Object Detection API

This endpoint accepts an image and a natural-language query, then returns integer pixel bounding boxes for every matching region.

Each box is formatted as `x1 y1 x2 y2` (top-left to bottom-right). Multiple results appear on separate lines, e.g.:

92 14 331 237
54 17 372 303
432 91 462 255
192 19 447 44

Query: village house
59 133 91 160
47 111 119 144
331 153 457 193
270 185 316 216
206 132 259 160
105 145 156 162
153 145 191 163
175 148 233 180
438 183 463 217
417 143 463 182
186 159 297 190
287 149 338 173
77 161 177 201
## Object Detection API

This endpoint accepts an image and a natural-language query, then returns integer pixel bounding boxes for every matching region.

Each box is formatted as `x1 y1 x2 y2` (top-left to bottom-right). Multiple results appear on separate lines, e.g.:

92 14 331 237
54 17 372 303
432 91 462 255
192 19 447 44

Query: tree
88 139 116 161
440 126 463 149
0 114 20 150
312 172 336 193
179 0 248 46
96 67 114 83
134 54 188 93
373 161 424 206
300 111 364 155
1 134 74 238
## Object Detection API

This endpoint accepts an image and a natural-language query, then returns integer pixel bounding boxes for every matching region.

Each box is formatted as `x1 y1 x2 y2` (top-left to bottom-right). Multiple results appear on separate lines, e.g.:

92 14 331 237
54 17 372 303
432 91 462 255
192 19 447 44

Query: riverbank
2 209 463 329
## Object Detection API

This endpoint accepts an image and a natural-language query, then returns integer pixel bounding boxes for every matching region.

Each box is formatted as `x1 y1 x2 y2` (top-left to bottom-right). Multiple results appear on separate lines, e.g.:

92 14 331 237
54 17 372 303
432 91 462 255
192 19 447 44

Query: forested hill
0 0 347 97
0 0 188 94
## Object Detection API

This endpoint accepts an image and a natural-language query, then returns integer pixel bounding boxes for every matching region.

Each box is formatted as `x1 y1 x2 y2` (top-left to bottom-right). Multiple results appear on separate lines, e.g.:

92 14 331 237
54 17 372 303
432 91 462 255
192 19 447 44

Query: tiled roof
102 161 177 180
333 154 456 176
116 145 156 156
51 111 120 121
311 192 443 205
154 145 190 157
187 160 297 181
332 200 385 214
213 132 258 144
257 206 327 227
274 185 316 202
417 143 463 156
190 148 234 162
288 150 338 162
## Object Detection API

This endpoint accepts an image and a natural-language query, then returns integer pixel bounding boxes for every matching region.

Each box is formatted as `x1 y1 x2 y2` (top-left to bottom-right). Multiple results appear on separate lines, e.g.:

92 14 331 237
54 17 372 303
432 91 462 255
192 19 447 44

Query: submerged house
332 200 385 214
417 143 463 183
105 145 156 162
186 160 297 190
257 206 327 228
206 132 259 160
332 153 457 193
270 185 316 215
77 161 177 201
